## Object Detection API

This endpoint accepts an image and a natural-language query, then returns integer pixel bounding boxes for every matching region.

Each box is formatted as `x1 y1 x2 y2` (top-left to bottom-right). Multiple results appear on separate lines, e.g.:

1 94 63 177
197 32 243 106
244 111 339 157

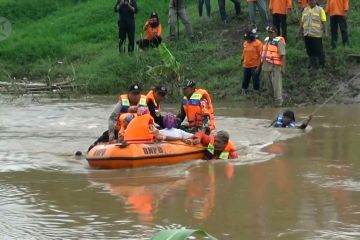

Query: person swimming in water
272 110 312 129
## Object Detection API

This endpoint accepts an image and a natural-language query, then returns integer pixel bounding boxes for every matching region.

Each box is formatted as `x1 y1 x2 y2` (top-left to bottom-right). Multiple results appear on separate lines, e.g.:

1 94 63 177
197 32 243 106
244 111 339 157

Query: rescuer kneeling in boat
271 110 312 129
146 85 167 128
192 130 238 160
88 83 147 151
176 79 215 134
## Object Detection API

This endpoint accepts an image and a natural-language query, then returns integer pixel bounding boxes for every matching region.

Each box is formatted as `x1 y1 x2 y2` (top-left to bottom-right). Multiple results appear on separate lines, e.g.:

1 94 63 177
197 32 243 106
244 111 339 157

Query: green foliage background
0 0 359 105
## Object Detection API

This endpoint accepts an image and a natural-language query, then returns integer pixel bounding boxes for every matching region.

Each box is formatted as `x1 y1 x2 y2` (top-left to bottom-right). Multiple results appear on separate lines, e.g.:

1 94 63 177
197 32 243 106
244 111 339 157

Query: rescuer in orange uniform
136 12 162 50
176 79 215 134
269 0 292 41
193 130 238 160
258 27 286 107
88 83 147 151
326 0 349 49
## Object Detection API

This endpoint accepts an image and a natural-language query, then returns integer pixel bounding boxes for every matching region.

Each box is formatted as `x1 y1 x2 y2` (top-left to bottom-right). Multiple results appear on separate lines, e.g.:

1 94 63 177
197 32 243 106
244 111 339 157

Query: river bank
0 0 359 106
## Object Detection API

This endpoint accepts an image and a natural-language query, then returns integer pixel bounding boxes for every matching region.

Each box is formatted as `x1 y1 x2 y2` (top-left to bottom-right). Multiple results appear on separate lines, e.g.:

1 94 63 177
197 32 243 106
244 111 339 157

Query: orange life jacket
123 114 155 143
144 23 162 40
261 36 285 65
182 89 215 130
206 136 235 160
116 94 147 130
118 113 135 134
146 90 161 112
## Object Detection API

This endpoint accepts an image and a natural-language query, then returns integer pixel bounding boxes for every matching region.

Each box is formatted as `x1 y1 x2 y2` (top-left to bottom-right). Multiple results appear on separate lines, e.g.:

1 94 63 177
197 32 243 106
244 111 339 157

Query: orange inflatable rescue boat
86 141 205 169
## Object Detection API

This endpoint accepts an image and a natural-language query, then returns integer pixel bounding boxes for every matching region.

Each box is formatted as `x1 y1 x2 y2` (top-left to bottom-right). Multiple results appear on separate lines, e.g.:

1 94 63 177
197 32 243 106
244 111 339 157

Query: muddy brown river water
0 96 359 239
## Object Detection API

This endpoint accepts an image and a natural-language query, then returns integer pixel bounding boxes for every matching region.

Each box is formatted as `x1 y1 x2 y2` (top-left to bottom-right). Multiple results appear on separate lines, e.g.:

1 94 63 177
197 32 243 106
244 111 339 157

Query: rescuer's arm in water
297 115 312 130
176 104 186 127
108 101 123 142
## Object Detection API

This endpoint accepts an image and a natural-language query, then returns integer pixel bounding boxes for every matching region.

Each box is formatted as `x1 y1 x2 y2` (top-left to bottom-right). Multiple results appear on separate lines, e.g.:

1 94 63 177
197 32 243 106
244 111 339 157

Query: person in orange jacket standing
269 0 292 41
258 27 286 107
241 30 263 95
326 0 349 49
136 12 162 50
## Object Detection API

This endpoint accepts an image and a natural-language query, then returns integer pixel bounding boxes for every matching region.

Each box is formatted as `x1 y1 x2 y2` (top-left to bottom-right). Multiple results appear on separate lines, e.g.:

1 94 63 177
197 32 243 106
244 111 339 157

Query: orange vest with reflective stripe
123 114 155 143
146 90 161 112
116 94 147 130
182 89 215 130
261 36 285 65
206 136 235 160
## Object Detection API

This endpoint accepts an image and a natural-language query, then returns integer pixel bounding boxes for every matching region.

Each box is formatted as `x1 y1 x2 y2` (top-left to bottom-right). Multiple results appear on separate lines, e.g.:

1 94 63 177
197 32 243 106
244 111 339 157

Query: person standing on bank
168 0 194 40
218 0 241 24
114 0 137 53
258 27 286 107
326 0 349 49
198 0 211 18
269 0 292 41
241 30 263 95
247 0 270 32
298 0 327 69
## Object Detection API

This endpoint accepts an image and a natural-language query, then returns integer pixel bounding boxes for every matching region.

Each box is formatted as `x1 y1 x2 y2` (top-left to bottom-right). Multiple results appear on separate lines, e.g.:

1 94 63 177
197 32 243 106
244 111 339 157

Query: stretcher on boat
86 141 205 169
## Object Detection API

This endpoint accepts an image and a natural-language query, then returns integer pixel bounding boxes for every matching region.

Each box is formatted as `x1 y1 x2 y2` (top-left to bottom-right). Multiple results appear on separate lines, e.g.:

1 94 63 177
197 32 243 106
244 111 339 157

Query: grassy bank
0 0 359 105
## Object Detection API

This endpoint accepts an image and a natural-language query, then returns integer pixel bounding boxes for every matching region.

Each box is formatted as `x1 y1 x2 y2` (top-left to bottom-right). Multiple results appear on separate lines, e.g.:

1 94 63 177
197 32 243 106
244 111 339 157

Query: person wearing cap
176 79 215 133
146 85 167 128
326 0 349 49
298 0 327 69
88 83 148 149
192 130 238 160
258 27 286 107
114 0 138 53
241 30 263 95
269 0 292 41
247 0 270 32
168 0 194 40
136 12 162 50
271 110 312 129
108 83 148 142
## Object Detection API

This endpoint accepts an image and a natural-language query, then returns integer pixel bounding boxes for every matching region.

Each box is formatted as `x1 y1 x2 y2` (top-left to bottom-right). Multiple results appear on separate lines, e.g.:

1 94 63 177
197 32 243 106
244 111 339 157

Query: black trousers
304 36 325 68
272 13 287 41
330 15 349 49
242 67 260 91
136 36 162 49
218 0 241 21
118 20 135 53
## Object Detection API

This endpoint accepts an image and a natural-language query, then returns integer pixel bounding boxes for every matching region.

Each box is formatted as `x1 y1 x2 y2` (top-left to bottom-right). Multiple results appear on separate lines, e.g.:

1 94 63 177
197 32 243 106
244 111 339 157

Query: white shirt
159 128 193 140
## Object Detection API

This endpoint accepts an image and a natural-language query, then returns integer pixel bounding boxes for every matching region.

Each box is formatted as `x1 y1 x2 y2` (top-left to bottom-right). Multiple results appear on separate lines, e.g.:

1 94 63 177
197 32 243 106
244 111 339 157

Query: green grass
0 0 359 105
